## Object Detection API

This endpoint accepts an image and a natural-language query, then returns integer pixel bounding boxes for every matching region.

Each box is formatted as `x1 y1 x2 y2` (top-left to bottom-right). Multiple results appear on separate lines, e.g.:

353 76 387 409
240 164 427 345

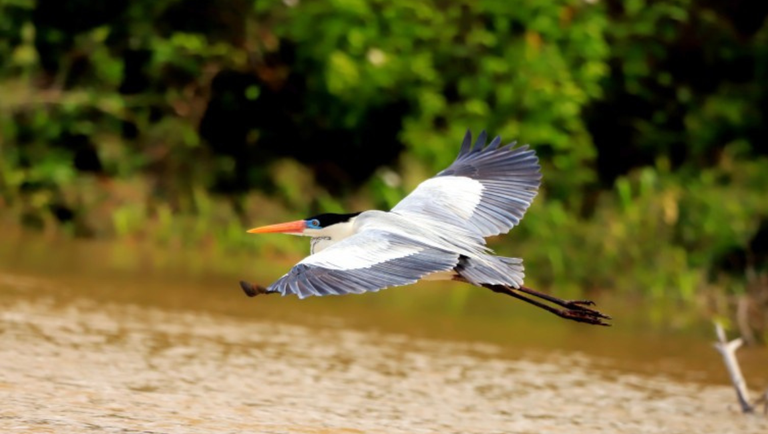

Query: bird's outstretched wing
266 229 459 298
392 130 541 238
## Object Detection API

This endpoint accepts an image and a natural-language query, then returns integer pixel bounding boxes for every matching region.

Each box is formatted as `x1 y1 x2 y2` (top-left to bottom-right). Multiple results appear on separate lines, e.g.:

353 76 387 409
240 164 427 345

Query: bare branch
713 322 753 413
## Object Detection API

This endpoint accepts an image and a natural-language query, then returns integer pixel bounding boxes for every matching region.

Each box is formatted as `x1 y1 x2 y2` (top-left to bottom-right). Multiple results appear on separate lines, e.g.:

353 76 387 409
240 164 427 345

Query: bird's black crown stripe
306 212 362 228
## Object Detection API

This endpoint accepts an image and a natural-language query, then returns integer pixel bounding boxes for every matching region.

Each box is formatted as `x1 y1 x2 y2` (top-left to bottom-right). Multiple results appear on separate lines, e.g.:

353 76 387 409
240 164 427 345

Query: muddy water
1 232 767 433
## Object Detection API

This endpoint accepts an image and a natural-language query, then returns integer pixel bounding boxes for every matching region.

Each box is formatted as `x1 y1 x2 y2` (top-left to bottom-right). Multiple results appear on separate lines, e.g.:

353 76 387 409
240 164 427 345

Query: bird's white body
305 212 465 281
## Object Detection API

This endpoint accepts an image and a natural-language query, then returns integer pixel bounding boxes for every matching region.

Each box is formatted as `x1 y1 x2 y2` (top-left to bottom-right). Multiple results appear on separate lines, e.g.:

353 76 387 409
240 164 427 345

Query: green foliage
513 152 768 303
267 0 608 194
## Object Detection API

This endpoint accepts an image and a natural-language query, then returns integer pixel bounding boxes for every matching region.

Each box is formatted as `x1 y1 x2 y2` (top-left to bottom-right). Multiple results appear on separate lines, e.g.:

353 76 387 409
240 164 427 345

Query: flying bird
241 131 610 325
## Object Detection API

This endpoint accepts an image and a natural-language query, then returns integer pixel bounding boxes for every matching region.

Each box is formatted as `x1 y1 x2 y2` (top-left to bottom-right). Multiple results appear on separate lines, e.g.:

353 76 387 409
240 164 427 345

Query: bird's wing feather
391 130 541 237
267 229 459 298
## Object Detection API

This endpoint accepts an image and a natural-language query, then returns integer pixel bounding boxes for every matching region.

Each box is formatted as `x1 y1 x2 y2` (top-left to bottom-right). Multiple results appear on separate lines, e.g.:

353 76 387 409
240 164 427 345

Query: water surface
1 230 766 433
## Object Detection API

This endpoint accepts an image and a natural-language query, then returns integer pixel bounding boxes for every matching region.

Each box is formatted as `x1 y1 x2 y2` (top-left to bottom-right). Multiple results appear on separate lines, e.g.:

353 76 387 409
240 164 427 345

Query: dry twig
713 322 753 413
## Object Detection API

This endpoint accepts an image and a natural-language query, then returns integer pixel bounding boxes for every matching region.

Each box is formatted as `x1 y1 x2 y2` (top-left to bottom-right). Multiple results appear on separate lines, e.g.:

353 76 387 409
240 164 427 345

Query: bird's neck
308 219 357 254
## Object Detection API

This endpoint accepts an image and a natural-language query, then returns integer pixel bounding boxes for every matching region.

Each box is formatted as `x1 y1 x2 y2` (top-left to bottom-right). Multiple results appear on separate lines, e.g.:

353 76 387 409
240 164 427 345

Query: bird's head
247 212 362 238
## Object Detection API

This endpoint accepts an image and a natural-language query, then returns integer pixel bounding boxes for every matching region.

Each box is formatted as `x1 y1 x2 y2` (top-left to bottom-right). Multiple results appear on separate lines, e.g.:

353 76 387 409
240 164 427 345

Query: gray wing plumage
392 130 541 238
267 229 459 298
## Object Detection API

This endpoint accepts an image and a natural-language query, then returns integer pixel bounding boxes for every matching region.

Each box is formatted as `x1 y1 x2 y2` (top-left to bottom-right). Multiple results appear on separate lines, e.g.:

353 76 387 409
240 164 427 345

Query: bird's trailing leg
484 284 611 326
517 285 599 312
239 280 276 297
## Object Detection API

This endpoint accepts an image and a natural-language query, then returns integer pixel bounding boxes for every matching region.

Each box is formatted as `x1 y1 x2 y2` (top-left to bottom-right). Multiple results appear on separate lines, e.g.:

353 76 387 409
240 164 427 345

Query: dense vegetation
1 0 767 337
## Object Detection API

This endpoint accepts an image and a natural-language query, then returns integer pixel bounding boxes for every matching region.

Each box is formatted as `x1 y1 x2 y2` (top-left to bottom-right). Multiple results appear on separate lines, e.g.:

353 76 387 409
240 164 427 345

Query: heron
240 130 610 326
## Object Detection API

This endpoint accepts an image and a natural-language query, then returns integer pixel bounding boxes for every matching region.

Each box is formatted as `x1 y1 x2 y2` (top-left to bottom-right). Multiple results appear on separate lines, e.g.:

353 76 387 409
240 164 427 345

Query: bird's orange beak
247 220 306 234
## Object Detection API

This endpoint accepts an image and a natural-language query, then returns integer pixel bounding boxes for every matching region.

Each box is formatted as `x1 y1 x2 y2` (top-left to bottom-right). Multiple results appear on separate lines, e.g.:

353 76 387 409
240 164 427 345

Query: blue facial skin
305 219 321 229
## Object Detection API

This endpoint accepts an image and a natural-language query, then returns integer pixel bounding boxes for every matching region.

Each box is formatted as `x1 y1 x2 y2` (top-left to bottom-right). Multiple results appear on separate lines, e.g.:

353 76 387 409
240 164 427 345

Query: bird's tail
455 255 525 288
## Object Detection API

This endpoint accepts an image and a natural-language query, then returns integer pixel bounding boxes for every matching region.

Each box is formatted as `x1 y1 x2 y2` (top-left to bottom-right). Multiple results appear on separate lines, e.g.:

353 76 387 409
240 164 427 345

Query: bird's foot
564 299 596 308
555 304 612 326
239 280 272 297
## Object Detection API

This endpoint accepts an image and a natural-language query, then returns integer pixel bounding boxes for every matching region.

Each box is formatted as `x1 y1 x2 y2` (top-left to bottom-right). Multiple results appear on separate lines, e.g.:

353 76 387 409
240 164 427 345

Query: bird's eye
309 219 320 228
